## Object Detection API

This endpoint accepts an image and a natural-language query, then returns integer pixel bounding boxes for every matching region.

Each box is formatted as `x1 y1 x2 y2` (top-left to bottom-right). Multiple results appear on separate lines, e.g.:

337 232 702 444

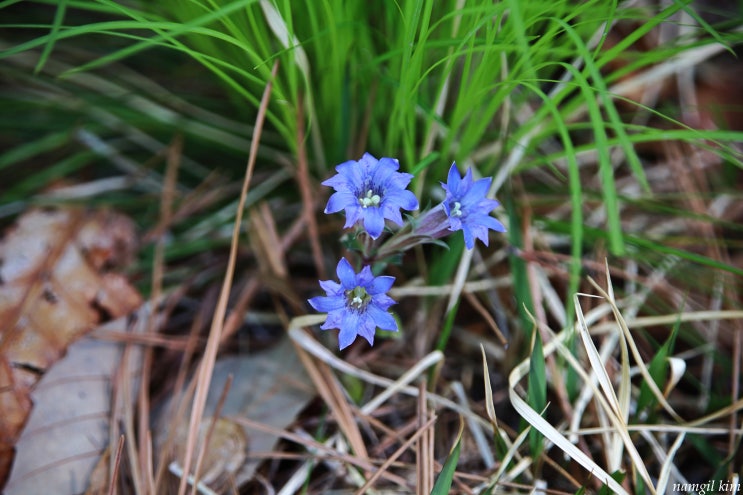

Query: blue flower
308 258 398 349
323 153 419 239
441 163 506 249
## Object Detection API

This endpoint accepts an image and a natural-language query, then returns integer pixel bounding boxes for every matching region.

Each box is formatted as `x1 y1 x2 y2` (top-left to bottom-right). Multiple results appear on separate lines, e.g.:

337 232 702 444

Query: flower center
450 201 463 217
346 286 371 311
358 189 381 208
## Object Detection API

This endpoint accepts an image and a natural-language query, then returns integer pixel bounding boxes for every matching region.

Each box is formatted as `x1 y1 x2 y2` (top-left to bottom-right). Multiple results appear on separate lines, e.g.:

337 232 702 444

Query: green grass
2 0 743 493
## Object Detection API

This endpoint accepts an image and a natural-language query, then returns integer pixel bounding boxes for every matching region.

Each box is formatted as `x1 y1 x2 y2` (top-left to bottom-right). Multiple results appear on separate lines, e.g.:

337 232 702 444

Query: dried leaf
159 337 315 491
170 417 248 492
0 207 142 485
3 323 143 495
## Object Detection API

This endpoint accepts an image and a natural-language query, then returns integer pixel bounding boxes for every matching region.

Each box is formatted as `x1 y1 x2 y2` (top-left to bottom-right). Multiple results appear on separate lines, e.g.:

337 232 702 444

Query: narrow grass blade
480 345 508 459
430 416 463 495
637 312 682 416
34 0 67 74
526 311 546 460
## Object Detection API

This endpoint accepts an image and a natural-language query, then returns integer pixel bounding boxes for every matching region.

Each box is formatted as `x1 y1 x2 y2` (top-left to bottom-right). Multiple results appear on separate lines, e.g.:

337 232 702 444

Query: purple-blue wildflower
441 163 506 249
323 153 419 239
308 258 398 350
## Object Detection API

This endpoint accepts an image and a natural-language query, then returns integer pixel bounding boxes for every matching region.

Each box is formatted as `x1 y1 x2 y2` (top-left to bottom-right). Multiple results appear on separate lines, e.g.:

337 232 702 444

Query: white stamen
358 189 381 208
451 201 463 217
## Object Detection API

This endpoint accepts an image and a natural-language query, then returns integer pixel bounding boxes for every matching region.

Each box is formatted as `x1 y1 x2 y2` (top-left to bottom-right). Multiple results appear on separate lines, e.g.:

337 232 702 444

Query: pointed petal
325 191 356 213
320 309 343 329
357 265 374 286
469 223 491 246
464 177 491 204
475 198 500 213
318 279 342 295
461 167 475 191
372 158 396 185
462 225 475 249
381 202 404 226
308 294 345 313
343 205 364 228
363 207 385 239
446 164 461 194
338 326 358 349
357 328 375 346
369 275 395 295
358 153 380 178
448 215 463 231
377 156 400 171
335 160 364 187
481 215 507 233
338 310 361 349
360 152 379 165
321 173 350 189
355 314 377 345
386 172 414 191
336 257 357 288
367 305 398 331
385 189 419 212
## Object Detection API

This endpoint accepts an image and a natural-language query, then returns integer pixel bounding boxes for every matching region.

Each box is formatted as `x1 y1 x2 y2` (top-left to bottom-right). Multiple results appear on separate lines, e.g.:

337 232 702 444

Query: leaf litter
4 305 150 495
158 337 315 493
0 206 142 486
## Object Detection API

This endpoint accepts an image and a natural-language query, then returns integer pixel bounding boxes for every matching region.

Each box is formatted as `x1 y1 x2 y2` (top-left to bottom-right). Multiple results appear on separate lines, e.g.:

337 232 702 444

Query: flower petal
463 177 491 206
321 173 350 189
321 309 343 329
369 275 395 295
367 305 398 332
468 223 491 246
363 207 385 239
339 310 361 349
386 172 414 192
376 156 400 172
336 257 357 288
342 205 364 229
372 293 397 311
480 214 507 233
461 167 475 190
355 314 377 345
371 158 396 185
310 292 334 308
386 189 419 212
462 225 475 249
335 160 364 187
381 201 404 226
338 328 358 349
356 265 375 287
357 153 380 178
308 295 344 313
318 279 342 295
325 191 355 214
448 215 463 232
446 164 461 193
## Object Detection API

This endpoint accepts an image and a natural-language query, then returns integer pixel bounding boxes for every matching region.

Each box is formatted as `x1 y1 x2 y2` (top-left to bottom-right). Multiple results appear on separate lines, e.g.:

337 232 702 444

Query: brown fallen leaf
2 308 148 495
158 337 316 493
0 206 142 487
169 416 249 493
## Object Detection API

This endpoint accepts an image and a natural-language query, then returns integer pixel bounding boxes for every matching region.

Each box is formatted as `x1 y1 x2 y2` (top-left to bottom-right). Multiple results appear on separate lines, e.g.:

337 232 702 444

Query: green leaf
527 317 546 460
431 418 462 495
35 0 68 74
506 190 535 335
597 470 626 495
636 311 682 416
